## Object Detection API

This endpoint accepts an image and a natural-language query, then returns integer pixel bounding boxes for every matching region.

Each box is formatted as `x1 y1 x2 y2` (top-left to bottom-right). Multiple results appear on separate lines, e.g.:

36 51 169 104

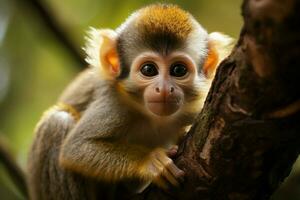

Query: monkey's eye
140 63 158 77
170 63 188 77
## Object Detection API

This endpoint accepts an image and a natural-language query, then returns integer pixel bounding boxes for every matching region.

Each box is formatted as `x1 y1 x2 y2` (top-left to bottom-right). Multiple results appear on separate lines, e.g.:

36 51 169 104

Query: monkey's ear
99 30 120 78
84 28 120 79
203 32 234 78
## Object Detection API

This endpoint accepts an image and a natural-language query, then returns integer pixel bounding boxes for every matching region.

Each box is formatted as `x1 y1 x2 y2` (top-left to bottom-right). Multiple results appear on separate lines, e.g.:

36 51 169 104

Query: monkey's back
27 69 116 200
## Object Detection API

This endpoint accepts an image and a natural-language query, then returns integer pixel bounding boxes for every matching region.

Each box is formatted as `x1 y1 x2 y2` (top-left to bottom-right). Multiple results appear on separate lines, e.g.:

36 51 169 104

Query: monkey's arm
59 98 155 182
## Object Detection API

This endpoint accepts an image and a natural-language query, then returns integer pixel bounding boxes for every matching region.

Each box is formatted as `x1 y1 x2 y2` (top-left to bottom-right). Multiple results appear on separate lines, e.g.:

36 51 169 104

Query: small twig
0 140 28 198
15 0 86 68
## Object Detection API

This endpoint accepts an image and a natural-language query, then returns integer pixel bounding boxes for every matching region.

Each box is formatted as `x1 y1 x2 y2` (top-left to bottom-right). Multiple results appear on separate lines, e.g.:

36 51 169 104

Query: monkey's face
128 51 199 117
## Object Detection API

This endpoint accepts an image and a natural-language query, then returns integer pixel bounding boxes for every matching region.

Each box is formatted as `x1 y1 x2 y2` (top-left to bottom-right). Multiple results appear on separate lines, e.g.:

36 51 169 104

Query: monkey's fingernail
168 150 177 157
179 169 185 176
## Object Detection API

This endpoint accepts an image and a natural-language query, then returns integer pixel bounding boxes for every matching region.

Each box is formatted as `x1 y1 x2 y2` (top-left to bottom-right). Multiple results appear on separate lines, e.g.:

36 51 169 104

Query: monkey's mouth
146 100 181 116
148 100 178 104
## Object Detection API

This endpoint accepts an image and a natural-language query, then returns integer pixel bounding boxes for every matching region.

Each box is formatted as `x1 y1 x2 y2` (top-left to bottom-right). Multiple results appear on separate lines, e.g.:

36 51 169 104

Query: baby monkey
28 4 233 200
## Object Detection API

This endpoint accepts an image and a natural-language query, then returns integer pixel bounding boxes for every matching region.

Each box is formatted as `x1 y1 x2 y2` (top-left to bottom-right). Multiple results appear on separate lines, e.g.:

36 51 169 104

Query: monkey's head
84 4 233 118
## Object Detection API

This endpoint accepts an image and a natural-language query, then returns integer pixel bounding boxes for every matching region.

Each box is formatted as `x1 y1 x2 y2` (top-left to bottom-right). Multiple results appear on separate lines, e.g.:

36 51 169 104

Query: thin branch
15 0 86 68
0 140 28 198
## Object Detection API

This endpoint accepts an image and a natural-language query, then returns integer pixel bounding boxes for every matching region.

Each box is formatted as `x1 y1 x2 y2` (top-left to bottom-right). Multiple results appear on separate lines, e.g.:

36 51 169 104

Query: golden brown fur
138 4 192 41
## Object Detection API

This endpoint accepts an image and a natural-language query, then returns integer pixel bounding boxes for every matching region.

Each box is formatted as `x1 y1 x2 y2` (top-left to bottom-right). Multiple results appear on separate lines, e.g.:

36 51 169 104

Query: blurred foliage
0 0 298 199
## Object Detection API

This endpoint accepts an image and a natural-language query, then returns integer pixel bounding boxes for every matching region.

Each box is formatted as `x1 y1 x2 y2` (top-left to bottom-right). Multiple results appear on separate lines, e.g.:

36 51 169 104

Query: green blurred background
0 0 299 199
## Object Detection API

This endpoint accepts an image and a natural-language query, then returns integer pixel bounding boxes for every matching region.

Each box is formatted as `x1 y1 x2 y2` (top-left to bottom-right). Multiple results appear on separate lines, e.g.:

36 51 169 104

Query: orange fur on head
137 4 192 41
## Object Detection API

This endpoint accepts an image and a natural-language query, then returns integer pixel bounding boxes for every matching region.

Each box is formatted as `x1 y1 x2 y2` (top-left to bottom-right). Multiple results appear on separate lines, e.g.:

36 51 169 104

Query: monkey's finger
156 154 180 177
155 154 182 185
167 145 178 158
162 167 179 187
151 158 179 186
166 162 185 182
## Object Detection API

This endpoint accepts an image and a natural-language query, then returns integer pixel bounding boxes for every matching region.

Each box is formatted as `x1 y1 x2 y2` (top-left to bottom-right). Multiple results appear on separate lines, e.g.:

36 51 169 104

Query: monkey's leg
28 108 101 200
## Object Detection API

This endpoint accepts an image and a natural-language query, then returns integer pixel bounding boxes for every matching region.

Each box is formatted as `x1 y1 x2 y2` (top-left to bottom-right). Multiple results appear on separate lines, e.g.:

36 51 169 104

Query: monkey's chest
124 121 183 148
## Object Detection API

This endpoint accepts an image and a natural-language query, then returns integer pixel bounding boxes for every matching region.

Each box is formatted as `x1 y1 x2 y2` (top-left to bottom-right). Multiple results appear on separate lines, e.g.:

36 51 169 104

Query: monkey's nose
155 86 174 94
170 87 174 93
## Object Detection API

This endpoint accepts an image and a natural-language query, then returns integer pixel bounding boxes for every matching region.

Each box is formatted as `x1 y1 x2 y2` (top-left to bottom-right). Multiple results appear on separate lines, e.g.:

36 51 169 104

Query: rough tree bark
128 0 300 199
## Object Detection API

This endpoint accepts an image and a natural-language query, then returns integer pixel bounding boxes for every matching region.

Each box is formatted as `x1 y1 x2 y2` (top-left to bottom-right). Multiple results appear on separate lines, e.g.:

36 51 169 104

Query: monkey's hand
139 148 184 190
167 145 179 158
